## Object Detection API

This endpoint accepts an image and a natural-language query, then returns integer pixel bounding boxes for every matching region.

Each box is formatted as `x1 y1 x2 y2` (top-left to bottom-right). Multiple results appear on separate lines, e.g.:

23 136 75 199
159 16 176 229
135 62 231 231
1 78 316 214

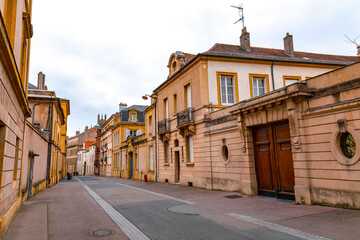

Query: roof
206 43 359 64
184 53 196 63
119 105 148 123
85 141 96 149
28 82 37 89
154 43 360 92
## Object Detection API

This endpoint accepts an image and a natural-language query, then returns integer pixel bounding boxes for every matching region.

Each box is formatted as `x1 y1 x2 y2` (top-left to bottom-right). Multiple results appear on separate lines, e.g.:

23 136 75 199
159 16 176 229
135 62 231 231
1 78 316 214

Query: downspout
155 99 158 183
46 102 53 186
271 60 276 91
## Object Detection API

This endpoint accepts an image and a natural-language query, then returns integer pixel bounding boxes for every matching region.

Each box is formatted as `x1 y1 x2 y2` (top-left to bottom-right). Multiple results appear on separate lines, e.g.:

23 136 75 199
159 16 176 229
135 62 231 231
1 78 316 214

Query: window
130 114 136 122
148 116 152 134
184 84 191 108
4 0 18 47
163 98 168 118
283 76 301 86
217 72 239 106
186 136 194 163
164 141 169 163
13 138 20 181
249 74 270 98
149 146 154 170
126 130 137 138
173 94 177 114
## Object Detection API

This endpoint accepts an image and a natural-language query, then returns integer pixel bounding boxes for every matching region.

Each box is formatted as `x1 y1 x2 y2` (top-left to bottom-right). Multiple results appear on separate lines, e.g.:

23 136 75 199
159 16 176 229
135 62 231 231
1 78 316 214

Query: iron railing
177 107 194 126
158 118 170 133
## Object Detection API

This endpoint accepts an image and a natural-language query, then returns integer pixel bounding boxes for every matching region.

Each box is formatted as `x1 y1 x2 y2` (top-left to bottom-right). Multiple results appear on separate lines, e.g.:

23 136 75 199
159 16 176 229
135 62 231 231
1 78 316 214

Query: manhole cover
89 230 115 237
225 195 243 199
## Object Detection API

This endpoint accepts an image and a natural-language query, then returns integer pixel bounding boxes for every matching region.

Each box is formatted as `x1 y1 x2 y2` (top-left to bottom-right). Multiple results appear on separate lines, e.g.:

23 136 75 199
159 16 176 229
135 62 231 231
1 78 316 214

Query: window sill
186 162 194 167
164 163 170 166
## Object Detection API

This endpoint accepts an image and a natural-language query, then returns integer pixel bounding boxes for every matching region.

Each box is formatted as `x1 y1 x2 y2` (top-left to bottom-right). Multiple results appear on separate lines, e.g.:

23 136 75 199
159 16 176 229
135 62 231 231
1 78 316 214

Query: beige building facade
149 30 360 208
0 0 33 235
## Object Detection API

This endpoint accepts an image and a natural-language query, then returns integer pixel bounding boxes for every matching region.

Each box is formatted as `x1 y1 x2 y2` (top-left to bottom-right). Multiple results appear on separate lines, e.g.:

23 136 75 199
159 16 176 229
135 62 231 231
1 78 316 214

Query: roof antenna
231 4 244 30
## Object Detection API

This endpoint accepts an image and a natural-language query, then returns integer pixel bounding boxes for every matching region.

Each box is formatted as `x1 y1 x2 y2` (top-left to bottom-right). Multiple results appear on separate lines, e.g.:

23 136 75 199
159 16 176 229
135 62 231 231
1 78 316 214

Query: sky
28 0 360 137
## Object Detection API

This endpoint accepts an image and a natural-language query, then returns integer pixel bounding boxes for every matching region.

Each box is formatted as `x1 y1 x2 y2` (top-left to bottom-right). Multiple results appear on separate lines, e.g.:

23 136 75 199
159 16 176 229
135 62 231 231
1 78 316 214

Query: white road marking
78 179 150 240
227 213 332 240
116 182 195 205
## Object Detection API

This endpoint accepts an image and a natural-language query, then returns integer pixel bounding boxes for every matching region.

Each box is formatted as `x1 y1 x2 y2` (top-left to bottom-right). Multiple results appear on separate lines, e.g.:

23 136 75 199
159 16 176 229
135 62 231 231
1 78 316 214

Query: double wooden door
253 121 295 198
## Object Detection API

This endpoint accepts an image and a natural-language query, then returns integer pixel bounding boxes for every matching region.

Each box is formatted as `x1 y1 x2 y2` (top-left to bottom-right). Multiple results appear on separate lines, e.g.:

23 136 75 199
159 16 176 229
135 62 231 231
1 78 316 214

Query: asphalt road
81 176 308 240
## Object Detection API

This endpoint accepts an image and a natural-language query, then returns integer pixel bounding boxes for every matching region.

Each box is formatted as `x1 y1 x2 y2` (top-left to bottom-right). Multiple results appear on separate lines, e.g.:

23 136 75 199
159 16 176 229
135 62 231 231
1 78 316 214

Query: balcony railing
133 133 147 143
158 118 170 134
177 107 194 126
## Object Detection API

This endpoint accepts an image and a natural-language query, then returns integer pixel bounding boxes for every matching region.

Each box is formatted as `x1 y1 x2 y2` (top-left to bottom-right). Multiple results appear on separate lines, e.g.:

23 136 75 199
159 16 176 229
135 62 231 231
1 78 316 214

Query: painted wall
207 61 337 105
22 123 48 198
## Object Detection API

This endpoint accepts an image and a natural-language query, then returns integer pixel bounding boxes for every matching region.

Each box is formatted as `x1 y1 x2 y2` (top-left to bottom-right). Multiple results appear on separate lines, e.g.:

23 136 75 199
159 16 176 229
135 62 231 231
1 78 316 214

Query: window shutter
136 130 141 136
126 130 130 138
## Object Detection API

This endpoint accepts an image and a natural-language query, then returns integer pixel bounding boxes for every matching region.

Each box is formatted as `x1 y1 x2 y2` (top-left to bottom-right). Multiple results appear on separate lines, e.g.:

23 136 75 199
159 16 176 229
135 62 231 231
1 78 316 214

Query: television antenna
231 4 244 30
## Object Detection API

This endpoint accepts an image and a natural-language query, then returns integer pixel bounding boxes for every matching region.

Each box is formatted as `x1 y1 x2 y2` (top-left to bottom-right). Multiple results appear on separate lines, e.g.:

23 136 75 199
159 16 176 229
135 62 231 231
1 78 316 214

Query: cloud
29 0 360 136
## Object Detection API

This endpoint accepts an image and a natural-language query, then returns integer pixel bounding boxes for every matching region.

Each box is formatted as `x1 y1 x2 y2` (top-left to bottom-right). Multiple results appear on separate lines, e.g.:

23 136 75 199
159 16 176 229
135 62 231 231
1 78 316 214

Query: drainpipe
32 103 41 125
271 60 276 91
46 102 53 186
154 100 158 183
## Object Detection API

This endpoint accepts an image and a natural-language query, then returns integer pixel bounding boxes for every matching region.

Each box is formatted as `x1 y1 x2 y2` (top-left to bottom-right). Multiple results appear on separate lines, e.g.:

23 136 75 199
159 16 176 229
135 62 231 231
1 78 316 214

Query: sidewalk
1 178 129 240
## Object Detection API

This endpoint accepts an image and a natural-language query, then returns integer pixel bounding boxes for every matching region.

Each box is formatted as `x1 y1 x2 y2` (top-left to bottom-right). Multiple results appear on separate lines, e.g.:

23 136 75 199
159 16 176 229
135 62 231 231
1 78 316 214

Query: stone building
111 104 147 179
0 1 33 235
99 114 114 176
66 133 79 174
148 29 360 208
27 72 70 187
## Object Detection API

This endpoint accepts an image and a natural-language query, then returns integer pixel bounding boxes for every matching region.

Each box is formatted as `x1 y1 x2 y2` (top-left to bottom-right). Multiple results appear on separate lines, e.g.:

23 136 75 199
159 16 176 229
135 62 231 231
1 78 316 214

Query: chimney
76 131 80 135
284 33 294 57
357 45 360 56
119 102 127 112
85 126 88 131
240 27 251 52
37 72 46 90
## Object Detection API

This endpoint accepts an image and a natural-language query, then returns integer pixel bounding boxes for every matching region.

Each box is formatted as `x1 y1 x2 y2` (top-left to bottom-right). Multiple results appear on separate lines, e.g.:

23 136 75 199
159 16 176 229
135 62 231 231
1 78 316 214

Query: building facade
66 134 78 175
0 1 33 235
27 72 69 187
112 104 147 179
149 30 360 208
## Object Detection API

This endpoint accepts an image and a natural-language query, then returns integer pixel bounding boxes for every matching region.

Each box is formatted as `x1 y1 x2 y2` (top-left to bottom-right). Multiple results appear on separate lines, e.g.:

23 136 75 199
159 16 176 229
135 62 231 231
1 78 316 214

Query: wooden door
253 122 295 197
273 122 295 193
174 151 180 183
253 125 275 191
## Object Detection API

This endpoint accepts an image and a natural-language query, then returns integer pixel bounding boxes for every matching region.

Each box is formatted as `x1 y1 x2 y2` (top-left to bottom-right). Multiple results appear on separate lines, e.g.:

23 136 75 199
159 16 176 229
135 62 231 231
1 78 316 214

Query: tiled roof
85 141 96 149
184 53 196 63
205 43 360 64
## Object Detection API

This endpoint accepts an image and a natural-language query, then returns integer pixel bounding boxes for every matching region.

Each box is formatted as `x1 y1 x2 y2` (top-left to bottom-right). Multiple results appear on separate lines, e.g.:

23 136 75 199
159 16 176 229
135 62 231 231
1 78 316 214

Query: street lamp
142 93 158 183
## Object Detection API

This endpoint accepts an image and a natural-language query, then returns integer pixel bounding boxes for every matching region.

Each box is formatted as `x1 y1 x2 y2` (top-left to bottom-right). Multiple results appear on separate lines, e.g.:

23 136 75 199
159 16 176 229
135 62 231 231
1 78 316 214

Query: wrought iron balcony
177 107 194 127
158 118 170 134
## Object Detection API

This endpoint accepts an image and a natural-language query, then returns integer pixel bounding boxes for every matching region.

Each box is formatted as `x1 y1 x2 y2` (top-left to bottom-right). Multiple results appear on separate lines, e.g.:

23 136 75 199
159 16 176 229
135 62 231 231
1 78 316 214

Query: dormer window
172 61 177 72
130 113 136 122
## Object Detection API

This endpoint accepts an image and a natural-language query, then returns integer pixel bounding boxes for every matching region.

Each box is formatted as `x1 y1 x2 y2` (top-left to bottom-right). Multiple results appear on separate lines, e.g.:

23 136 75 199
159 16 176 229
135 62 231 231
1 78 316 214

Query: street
3 176 360 240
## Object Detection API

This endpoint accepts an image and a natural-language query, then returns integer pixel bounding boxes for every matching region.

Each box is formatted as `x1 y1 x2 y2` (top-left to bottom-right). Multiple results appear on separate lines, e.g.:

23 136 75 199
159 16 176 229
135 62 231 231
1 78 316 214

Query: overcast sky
28 0 360 137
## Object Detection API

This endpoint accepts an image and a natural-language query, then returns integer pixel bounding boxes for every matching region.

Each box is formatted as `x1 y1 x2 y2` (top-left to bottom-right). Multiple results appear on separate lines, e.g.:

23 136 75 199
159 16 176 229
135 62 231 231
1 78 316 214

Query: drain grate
89 230 115 237
225 195 243 199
